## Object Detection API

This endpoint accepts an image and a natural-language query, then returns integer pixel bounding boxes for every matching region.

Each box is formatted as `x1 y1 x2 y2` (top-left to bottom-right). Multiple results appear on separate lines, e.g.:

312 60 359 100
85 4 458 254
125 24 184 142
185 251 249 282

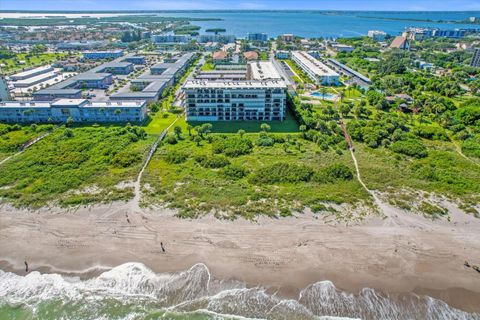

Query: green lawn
0 53 70 74
144 112 181 135
187 110 299 133
142 131 370 219
201 62 215 71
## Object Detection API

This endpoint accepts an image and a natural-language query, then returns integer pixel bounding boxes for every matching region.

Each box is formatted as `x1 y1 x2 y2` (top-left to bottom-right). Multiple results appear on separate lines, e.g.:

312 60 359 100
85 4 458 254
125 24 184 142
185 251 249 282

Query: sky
1 0 480 11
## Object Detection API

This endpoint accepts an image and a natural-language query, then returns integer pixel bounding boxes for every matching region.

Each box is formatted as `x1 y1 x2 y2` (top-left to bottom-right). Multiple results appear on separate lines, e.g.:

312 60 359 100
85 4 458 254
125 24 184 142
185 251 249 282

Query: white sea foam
0 263 478 320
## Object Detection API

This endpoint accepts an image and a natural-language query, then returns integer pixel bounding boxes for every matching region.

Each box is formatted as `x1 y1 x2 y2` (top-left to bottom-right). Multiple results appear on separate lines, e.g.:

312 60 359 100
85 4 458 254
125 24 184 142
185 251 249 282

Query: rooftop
184 79 286 89
292 51 339 77
213 51 228 60
248 61 283 81
11 65 53 79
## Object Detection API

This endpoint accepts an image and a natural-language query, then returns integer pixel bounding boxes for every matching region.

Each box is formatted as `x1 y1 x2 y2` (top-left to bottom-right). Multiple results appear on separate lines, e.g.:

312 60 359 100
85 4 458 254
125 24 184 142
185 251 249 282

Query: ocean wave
0 262 478 320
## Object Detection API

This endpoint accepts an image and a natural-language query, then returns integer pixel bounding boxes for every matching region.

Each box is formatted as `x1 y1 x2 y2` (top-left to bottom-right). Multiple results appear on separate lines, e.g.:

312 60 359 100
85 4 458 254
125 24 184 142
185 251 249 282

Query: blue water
311 92 336 100
155 11 480 38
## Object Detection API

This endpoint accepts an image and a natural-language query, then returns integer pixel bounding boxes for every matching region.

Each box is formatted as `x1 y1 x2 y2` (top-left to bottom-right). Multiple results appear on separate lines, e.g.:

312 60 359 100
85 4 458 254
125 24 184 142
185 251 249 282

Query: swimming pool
311 92 336 100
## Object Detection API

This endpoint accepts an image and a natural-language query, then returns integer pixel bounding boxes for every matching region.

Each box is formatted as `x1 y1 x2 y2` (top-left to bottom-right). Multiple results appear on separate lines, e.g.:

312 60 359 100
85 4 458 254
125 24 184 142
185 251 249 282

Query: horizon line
2 9 480 13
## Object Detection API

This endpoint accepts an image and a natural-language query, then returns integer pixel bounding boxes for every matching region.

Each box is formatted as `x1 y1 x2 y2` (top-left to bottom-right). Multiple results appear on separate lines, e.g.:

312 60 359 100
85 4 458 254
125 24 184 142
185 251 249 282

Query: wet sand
0 201 480 313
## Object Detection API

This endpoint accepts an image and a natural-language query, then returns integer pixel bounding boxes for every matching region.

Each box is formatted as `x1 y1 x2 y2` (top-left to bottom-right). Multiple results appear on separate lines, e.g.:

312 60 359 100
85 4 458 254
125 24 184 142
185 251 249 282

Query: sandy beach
1 200 480 314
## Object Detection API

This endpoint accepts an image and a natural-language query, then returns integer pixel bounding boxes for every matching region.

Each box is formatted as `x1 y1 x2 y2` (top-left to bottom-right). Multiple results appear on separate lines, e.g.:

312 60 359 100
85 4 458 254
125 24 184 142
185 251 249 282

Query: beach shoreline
1 202 480 314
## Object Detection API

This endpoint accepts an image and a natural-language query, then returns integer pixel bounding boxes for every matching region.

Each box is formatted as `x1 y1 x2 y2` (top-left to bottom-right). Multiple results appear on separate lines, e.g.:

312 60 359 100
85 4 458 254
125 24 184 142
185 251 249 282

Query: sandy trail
1 202 480 313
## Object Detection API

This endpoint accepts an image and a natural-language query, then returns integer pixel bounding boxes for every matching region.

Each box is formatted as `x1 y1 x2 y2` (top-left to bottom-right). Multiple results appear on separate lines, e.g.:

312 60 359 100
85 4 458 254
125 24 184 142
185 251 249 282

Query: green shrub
165 134 178 145
164 151 189 164
418 201 448 218
413 125 447 141
250 162 313 184
256 135 275 147
390 139 427 158
112 151 142 168
461 137 480 158
212 136 253 157
222 164 248 179
313 163 353 183
195 154 230 168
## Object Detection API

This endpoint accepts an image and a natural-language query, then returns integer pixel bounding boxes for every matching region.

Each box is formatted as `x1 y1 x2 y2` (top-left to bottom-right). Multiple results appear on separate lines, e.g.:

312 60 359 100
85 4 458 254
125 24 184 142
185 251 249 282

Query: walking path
131 116 181 212
0 131 52 166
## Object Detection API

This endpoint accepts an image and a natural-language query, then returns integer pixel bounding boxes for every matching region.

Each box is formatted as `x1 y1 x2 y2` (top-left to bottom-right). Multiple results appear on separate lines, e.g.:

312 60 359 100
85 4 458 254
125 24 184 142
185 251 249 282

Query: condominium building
247 33 268 42
197 34 236 44
83 50 124 60
184 61 287 121
150 34 191 43
34 56 136 100
281 34 294 42
0 99 147 123
367 30 387 42
291 51 340 86
111 53 196 102
10 65 54 81
471 48 480 68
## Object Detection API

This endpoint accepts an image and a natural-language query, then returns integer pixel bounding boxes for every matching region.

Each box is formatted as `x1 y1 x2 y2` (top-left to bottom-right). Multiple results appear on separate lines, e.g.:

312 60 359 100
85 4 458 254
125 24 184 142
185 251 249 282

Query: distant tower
471 48 480 68
0 76 10 101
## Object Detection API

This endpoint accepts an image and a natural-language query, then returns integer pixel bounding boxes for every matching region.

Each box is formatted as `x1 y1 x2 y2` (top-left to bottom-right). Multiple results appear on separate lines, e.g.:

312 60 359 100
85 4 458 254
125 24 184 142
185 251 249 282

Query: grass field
187 110 300 133
0 53 69 74
142 131 370 219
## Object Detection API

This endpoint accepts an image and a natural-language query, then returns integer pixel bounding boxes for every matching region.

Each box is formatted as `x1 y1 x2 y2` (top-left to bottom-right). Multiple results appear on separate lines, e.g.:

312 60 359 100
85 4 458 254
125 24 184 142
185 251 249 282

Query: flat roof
328 58 371 84
51 99 88 107
87 100 145 107
111 91 159 99
83 50 123 54
184 79 286 89
33 88 82 95
292 51 339 77
0 101 52 108
248 61 282 81
13 72 57 85
11 65 53 79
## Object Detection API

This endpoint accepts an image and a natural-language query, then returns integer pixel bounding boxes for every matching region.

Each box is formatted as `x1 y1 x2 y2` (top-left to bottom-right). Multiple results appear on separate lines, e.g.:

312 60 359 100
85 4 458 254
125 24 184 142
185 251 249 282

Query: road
173 53 206 108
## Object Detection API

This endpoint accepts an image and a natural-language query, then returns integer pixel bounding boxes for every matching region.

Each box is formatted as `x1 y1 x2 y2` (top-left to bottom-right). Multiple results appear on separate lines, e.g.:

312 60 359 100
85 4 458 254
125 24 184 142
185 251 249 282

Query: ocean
1 263 479 320
154 10 480 38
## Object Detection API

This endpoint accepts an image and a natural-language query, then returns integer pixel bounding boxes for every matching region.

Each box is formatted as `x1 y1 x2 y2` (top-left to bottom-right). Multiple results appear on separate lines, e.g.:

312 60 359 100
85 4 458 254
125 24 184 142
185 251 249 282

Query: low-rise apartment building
83 50 124 60
111 53 196 102
0 99 147 123
10 65 54 81
291 51 340 86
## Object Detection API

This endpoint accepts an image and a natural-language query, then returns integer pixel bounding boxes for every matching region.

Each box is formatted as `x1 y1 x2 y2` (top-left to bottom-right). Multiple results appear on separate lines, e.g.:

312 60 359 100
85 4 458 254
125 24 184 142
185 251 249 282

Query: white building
150 34 191 43
332 44 354 53
184 61 286 121
0 99 147 123
368 30 387 42
291 51 340 86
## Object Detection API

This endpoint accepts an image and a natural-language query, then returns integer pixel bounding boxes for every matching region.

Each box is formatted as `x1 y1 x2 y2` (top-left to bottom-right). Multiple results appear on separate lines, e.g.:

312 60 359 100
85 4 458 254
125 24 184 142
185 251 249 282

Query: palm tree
260 123 270 132
299 125 307 138
320 87 328 100
187 125 193 136
238 129 245 138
